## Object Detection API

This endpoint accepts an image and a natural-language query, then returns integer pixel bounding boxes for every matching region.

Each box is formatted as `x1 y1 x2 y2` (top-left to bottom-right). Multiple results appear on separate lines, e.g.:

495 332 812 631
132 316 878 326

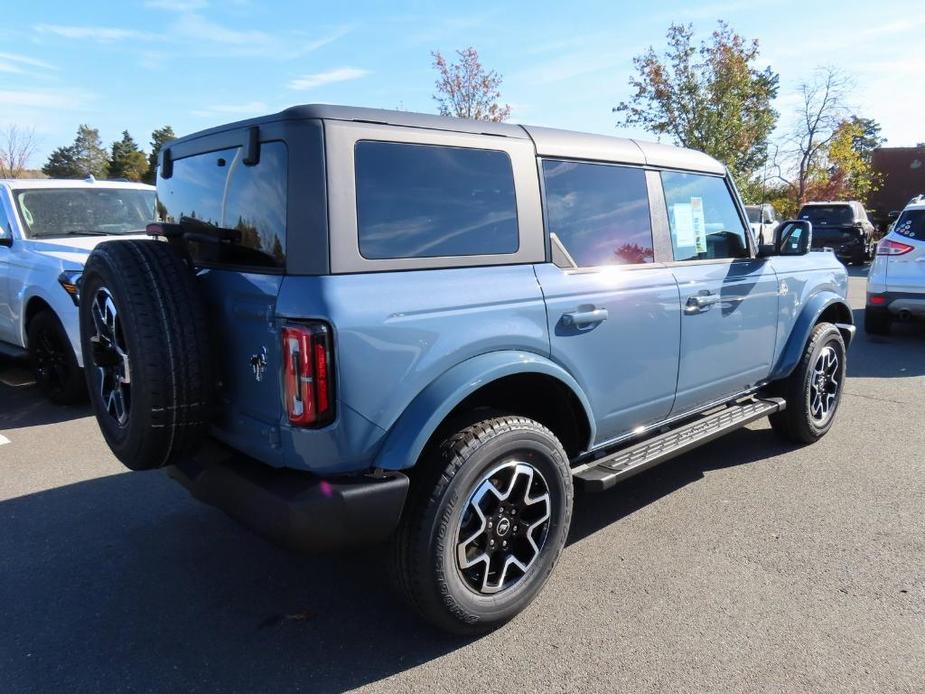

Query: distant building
869 146 925 225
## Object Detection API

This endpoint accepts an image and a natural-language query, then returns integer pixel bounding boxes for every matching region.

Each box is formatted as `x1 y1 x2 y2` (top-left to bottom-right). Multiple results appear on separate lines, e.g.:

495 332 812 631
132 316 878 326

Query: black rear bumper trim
167 440 409 552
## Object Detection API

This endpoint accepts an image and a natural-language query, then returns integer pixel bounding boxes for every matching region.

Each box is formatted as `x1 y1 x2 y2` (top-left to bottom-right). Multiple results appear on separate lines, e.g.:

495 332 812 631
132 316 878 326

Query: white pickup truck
0 178 155 403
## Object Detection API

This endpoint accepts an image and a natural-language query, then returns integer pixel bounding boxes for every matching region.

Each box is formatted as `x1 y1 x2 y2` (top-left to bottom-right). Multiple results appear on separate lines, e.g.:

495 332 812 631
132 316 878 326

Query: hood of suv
27 234 149 265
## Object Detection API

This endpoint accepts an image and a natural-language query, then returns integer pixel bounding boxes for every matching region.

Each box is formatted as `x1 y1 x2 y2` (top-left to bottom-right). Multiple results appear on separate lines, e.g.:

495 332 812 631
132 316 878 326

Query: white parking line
0 434 9 446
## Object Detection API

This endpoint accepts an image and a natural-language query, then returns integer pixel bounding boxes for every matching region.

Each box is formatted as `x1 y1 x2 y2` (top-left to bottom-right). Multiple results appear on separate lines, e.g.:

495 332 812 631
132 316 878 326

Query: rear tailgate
198 269 285 465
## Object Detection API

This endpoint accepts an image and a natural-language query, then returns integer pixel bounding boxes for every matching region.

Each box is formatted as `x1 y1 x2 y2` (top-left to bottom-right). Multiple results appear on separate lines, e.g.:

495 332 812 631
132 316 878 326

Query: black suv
798 201 876 265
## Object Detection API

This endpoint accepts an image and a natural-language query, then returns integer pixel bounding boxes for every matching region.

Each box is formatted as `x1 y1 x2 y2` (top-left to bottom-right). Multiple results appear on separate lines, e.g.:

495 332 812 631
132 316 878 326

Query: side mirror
0 225 12 247
775 220 813 256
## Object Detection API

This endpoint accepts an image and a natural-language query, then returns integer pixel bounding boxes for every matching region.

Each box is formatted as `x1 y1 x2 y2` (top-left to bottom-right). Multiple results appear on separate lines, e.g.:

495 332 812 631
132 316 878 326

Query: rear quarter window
894 209 925 240
354 141 518 259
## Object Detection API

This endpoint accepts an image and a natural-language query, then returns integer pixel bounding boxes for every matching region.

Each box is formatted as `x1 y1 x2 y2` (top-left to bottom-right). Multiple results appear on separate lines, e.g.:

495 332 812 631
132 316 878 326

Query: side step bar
573 397 786 492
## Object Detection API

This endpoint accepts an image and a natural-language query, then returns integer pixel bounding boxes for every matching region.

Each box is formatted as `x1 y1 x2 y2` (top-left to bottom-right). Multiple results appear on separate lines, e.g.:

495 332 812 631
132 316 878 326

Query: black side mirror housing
775 220 813 256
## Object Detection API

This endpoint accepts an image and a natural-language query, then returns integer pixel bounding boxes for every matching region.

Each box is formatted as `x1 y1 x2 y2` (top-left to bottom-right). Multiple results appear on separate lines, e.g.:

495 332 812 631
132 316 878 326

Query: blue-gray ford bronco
80 105 854 634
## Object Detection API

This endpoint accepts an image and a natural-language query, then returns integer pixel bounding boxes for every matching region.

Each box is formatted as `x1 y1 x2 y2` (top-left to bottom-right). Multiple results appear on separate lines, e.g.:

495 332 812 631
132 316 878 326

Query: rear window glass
354 141 518 259
799 205 853 226
894 209 925 240
542 160 653 267
157 141 287 269
745 206 761 223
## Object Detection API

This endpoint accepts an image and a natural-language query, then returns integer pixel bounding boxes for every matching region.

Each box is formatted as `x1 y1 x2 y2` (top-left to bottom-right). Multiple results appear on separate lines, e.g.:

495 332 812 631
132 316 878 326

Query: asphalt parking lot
1 269 923 693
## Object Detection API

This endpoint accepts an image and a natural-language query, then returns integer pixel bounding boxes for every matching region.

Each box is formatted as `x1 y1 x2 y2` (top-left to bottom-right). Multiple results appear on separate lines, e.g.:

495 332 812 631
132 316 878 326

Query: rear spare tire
79 240 212 470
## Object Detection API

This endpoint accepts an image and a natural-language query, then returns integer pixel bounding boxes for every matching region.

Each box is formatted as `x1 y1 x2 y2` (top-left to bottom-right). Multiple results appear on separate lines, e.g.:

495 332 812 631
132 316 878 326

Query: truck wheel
769 323 846 444
27 309 86 405
864 308 891 335
392 415 573 634
79 240 212 471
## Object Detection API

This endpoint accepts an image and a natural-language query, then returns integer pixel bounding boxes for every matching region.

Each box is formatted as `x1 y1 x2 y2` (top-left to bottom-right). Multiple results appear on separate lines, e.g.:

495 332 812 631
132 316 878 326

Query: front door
658 170 779 414
535 160 681 447
0 196 17 344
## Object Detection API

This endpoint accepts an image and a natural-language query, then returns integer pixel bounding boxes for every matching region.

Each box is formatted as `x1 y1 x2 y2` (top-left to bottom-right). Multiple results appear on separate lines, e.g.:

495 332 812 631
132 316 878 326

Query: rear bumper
167 439 409 552
867 291 925 318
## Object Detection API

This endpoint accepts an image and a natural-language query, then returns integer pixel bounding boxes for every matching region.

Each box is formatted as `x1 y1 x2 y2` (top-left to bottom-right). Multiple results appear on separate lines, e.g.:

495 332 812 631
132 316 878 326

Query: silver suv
865 195 925 333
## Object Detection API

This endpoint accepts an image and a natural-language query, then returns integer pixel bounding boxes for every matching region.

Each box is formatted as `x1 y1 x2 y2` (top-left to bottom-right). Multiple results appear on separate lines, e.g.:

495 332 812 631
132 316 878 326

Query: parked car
0 178 156 403
744 203 778 245
78 105 854 634
798 201 876 265
865 195 925 334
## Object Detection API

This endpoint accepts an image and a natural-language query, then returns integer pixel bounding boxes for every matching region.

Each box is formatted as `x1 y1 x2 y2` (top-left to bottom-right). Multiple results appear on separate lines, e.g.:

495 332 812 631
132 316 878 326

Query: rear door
157 137 289 463
659 171 779 414
535 162 680 446
887 209 925 293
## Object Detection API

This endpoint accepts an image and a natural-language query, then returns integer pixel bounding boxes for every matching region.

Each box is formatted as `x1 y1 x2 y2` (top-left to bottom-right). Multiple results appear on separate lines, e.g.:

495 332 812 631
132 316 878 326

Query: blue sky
1 0 921 167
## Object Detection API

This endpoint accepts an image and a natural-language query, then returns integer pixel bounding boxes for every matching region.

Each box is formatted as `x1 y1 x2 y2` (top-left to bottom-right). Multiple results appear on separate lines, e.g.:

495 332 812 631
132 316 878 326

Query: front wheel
27 309 86 405
769 323 846 444
392 415 573 634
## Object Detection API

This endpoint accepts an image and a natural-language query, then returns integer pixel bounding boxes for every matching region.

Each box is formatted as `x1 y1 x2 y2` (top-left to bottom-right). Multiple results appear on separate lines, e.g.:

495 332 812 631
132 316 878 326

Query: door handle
684 291 720 314
562 308 609 327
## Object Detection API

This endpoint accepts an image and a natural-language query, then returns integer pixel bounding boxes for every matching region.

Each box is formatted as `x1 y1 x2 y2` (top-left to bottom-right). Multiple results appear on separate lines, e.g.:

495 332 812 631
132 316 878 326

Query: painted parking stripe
0 434 9 446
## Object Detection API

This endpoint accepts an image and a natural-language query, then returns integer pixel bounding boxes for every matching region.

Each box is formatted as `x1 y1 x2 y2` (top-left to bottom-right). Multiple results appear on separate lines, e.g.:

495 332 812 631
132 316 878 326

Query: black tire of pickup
769 322 846 444
79 240 212 470
391 414 573 634
27 309 86 405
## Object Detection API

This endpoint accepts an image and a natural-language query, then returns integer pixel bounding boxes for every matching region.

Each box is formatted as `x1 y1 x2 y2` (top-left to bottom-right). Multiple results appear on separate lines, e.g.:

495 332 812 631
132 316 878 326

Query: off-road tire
27 309 86 405
864 308 891 335
79 240 212 470
391 414 573 634
769 322 846 444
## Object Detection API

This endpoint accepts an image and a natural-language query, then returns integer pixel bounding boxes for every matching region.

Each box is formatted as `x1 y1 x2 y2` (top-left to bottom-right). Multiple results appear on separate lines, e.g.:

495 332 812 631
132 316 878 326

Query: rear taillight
877 239 914 256
282 323 334 427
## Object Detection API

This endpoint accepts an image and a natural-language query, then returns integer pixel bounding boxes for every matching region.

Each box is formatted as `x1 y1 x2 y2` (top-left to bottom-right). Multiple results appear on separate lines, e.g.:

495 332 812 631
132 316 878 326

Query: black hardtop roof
167 104 725 174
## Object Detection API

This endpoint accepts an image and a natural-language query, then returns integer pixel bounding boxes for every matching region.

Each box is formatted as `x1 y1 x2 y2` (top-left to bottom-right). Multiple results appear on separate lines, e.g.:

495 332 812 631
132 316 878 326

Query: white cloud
34 24 159 43
0 52 56 71
170 13 269 46
0 89 90 110
191 101 269 118
288 67 369 91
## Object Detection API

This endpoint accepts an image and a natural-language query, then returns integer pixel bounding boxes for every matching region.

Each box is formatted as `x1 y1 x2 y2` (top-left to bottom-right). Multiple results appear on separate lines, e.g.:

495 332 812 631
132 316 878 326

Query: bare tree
789 67 852 203
432 47 512 122
0 125 38 178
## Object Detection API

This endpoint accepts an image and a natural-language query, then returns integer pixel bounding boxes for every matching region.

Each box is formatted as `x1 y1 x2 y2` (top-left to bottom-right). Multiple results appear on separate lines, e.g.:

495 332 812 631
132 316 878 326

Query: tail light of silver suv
282 322 334 427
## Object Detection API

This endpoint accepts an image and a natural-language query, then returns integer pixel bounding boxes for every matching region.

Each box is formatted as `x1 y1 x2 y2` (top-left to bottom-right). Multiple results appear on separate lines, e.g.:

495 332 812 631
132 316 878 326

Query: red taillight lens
282 323 334 427
869 295 887 306
877 239 914 256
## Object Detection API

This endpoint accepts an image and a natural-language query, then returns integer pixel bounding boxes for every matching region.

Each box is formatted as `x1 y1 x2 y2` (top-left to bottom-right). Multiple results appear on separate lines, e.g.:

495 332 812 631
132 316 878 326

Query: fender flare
770 291 854 381
372 350 595 471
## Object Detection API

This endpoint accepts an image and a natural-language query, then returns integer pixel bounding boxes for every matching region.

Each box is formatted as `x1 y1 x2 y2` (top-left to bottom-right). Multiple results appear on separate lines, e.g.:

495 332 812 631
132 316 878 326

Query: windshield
799 204 853 227
13 188 156 239
894 209 925 240
745 206 762 223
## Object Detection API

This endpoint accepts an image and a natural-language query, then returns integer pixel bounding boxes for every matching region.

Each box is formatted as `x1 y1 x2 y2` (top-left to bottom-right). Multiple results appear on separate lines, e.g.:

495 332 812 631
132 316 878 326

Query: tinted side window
661 171 748 261
157 142 287 269
542 160 653 267
355 141 518 259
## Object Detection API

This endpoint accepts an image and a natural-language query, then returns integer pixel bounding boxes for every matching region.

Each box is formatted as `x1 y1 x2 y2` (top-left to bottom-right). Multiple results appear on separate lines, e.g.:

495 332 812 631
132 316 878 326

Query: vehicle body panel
669 259 780 413
534 262 681 446
769 252 852 379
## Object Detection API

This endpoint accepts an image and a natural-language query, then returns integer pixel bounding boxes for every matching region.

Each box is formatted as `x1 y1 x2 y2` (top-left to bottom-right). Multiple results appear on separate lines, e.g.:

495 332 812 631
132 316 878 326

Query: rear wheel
769 323 846 444
392 415 573 634
27 309 85 405
79 240 212 470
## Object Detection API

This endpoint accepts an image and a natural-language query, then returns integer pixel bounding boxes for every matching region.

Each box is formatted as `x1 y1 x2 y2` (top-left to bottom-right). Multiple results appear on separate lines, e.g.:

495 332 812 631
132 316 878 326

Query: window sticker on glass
691 197 706 254
672 203 695 247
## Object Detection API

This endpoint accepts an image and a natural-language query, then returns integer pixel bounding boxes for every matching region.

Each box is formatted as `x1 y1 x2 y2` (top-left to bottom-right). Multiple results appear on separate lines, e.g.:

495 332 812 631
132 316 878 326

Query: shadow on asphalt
1 421 801 691
846 308 925 379
0 359 92 430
